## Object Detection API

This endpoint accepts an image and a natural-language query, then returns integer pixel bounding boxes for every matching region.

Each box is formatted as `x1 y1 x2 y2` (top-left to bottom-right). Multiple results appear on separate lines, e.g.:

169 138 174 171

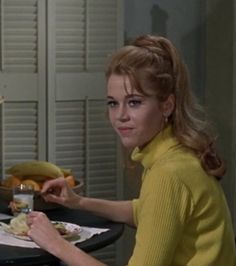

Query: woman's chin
121 140 137 149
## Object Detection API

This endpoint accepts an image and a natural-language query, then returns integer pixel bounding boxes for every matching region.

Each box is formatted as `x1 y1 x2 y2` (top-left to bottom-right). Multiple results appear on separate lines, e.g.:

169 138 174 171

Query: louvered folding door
0 0 47 173
0 0 124 265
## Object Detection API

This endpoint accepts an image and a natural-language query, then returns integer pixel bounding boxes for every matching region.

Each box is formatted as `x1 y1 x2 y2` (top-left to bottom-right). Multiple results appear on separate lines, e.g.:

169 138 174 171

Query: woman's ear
162 94 175 117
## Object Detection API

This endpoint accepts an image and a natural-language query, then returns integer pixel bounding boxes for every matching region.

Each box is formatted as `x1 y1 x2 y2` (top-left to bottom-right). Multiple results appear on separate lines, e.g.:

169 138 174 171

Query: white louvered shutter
0 0 47 175
86 100 118 199
47 1 124 265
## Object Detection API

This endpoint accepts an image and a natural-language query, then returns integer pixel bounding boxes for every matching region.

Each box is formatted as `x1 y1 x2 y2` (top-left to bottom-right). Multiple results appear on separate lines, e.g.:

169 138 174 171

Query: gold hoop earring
164 116 169 124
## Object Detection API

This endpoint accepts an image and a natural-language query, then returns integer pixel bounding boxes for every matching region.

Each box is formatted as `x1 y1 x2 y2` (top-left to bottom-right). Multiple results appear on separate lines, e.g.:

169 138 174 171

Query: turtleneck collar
131 126 179 169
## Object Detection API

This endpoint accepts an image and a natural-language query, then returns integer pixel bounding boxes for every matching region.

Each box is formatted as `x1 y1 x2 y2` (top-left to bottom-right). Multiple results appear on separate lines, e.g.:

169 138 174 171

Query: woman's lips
117 127 133 136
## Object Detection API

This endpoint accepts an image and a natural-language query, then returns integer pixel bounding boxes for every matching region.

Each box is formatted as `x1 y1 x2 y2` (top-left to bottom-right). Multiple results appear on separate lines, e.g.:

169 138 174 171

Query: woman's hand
27 211 66 253
27 212 107 266
41 177 82 209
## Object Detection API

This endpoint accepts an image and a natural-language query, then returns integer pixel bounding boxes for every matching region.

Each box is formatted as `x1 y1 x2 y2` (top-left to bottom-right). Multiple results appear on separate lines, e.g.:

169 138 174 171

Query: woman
27 35 236 266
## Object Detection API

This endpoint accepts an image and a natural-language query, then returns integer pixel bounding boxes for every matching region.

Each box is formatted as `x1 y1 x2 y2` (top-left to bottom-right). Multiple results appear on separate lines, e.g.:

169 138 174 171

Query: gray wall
125 0 206 101
206 0 236 228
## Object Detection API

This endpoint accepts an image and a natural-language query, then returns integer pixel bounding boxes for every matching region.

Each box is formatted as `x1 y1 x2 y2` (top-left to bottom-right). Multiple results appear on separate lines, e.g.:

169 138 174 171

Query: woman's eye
107 100 118 108
128 99 142 107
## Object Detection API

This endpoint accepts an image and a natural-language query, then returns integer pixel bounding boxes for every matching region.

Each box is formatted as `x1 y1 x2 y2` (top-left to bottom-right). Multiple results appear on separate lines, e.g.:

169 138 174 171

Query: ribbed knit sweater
128 126 236 266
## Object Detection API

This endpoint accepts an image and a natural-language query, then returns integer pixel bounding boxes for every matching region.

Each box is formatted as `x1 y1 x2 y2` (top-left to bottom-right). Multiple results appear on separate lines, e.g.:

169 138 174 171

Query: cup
12 184 34 216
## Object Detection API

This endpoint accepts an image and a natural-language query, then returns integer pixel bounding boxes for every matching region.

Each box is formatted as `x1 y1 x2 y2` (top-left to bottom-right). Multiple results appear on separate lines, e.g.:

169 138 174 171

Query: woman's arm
42 178 135 227
27 212 107 266
79 197 135 227
52 237 107 266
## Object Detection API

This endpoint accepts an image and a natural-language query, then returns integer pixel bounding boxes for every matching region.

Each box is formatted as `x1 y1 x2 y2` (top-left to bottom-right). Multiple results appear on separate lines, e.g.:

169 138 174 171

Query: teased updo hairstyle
105 35 225 179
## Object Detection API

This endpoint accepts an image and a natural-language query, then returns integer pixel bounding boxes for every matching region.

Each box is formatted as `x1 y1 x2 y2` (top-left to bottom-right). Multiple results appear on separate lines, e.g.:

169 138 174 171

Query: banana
21 175 51 182
60 168 73 177
6 161 63 179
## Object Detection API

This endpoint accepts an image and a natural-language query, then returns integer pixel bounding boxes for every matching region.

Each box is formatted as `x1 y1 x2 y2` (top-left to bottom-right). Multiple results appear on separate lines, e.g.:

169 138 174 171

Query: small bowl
0 180 84 211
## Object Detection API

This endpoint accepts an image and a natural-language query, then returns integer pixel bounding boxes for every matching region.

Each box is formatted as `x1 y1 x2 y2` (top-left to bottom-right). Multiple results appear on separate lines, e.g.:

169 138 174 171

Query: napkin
0 226 109 248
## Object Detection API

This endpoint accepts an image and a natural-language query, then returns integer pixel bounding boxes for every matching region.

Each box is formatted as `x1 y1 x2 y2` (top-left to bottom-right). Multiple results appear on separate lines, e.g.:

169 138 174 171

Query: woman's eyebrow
126 94 144 98
106 94 144 100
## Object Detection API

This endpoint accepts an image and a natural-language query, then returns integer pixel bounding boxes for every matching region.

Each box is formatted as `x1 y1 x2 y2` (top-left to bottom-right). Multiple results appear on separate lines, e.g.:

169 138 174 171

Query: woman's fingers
41 177 66 194
43 193 65 204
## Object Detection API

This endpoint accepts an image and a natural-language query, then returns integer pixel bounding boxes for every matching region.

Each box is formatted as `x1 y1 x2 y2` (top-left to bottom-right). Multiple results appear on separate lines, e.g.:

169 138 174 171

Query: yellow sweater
128 127 236 266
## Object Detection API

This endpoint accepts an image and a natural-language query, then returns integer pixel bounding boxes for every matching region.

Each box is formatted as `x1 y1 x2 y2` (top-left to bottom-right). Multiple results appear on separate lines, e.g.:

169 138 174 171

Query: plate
0 221 82 241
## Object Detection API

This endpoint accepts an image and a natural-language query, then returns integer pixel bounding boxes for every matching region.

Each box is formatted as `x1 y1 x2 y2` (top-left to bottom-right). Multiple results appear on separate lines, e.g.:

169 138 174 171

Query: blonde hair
106 35 225 179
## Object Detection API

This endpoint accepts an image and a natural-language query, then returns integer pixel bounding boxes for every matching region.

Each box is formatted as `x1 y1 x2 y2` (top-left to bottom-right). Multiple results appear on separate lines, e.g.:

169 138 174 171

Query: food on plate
53 222 68 236
52 222 81 239
8 213 29 236
2 214 80 240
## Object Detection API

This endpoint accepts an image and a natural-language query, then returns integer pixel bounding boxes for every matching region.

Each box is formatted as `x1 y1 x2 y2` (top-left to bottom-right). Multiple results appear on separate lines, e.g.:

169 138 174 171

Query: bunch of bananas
2 161 76 191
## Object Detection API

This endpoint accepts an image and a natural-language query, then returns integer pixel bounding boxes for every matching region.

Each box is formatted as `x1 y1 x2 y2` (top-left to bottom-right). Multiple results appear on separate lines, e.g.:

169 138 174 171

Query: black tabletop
0 202 124 266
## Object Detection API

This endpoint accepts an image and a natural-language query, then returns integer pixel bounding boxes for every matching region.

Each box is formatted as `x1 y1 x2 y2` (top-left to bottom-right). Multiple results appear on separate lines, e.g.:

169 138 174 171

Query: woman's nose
117 106 129 121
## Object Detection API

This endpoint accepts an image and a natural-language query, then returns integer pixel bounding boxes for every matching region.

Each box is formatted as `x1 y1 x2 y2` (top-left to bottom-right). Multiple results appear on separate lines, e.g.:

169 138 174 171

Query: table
0 202 124 266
